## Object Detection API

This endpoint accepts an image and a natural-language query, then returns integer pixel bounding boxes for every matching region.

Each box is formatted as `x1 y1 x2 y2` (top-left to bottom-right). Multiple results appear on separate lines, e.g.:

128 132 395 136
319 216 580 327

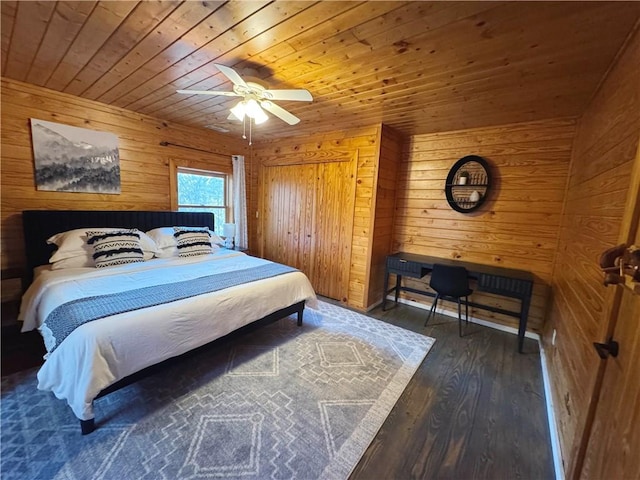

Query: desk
382 252 534 353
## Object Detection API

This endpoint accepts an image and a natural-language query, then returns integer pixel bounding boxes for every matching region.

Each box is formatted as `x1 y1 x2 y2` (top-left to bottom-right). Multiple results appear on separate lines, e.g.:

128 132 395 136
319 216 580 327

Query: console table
382 252 534 353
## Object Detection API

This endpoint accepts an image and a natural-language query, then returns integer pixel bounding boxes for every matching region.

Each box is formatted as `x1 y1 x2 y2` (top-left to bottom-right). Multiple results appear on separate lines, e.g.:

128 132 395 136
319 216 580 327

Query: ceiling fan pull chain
242 114 247 140
249 117 253 146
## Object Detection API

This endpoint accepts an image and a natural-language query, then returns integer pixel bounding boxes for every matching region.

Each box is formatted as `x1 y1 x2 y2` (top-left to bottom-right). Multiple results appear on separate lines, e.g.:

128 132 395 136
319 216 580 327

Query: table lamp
223 223 236 249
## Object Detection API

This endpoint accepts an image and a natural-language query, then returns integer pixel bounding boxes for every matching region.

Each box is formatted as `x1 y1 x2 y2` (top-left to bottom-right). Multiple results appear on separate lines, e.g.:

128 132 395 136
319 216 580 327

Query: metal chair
424 264 473 337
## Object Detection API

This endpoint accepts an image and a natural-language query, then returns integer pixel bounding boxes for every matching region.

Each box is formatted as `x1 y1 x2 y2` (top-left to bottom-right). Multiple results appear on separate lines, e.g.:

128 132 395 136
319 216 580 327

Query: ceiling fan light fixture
253 111 268 125
251 106 269 125
230 101 246 121
245 99 261 117
231 99 268 125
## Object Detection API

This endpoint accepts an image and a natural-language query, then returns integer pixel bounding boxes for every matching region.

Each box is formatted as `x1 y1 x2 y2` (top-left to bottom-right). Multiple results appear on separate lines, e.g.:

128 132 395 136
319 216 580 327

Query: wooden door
580 233 640 479
579 143 640 479
262 164 316 275
312 160 356 301
260 159 356 301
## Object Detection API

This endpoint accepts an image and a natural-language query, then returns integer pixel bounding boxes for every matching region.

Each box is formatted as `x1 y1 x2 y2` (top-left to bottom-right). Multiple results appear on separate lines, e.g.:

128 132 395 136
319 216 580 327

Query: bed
18 210 317 434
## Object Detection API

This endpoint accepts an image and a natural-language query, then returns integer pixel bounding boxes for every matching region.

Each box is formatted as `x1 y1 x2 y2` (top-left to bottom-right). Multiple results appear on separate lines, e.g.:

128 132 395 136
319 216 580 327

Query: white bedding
19 250 317 420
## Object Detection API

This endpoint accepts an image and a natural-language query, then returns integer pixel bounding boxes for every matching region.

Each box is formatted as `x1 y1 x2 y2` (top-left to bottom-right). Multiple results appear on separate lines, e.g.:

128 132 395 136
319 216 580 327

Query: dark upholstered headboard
22 210 215 283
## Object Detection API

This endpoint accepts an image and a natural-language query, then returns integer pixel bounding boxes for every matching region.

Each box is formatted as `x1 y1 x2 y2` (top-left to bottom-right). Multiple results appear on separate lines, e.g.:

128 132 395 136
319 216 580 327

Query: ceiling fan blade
214 63 248 88
176 89 241 97
263 89 313 102
260 101 300 125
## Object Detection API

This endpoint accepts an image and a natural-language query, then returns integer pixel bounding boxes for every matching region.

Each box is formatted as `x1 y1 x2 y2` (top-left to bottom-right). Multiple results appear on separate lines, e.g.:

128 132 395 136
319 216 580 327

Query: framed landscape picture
30 118 120 194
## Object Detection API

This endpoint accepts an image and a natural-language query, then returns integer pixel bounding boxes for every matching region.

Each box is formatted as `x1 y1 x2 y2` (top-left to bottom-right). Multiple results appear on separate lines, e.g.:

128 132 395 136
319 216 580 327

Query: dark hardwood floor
351 301 555 480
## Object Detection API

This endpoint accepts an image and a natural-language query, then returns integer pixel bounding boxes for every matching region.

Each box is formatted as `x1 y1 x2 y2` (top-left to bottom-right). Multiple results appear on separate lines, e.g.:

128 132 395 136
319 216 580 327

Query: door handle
593 338 619 359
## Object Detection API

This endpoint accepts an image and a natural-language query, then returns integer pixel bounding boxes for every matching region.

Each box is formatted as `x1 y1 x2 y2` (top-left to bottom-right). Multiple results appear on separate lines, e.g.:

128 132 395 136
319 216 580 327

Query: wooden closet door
312 160 356 301
262 164 316 276
260 159 356 302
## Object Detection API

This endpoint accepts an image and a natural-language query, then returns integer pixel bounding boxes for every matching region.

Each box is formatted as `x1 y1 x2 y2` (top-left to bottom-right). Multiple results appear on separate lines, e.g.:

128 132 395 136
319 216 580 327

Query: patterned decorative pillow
147 227 224 250
173 228 213 257
48 227 157 265
86 230 145 268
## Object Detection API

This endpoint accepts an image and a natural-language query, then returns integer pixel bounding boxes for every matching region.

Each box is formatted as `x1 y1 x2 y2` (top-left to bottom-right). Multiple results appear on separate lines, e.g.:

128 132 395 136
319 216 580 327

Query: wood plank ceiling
2 1 639 141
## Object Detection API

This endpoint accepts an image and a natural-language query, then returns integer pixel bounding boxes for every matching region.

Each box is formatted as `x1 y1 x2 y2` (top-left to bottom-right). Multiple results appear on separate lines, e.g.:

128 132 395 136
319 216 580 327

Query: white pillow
48 227 157 264
155 245 178 258
146 227 179 250
50 255 94 270
209 231 225 246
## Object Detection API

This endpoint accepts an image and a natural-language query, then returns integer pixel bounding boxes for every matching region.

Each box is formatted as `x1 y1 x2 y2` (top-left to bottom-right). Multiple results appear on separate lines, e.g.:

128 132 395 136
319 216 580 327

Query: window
176 168 229 236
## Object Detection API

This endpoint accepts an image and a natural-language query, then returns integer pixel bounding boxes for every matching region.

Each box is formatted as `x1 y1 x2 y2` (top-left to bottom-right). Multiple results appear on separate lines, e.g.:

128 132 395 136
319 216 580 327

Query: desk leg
382 270 390 311
518 296 531 353
394 274 402 305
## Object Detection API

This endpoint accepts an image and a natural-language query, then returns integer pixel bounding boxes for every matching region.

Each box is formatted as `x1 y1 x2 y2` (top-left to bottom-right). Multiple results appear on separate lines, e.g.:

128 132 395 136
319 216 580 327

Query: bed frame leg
297 306 304 326
80 418 95 435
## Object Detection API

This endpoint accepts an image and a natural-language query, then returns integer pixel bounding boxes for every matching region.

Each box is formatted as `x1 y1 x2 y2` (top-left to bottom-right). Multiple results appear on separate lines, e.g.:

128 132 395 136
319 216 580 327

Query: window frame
173 166 232 232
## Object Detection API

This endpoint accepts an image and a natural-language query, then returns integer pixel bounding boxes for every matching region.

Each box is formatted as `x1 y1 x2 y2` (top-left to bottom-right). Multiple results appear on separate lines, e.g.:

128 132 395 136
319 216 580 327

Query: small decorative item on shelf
469 190 481 202
223 223 236 249
458 171 469 185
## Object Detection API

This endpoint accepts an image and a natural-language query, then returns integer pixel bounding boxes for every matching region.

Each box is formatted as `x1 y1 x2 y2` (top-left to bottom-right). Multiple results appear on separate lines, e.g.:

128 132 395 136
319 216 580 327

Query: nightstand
1 300 46 375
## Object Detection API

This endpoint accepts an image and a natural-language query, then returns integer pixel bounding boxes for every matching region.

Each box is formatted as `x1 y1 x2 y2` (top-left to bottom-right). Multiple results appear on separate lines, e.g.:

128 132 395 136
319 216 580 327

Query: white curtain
232 155 248 249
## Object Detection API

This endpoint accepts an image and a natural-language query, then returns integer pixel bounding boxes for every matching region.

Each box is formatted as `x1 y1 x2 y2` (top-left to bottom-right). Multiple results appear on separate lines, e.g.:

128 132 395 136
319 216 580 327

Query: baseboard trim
385 295 564 480
538 337 565 480
386 295 538 339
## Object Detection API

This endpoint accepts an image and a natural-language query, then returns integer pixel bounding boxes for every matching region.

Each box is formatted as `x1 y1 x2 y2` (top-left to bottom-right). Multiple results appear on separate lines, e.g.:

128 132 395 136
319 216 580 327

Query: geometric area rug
1 300 435 480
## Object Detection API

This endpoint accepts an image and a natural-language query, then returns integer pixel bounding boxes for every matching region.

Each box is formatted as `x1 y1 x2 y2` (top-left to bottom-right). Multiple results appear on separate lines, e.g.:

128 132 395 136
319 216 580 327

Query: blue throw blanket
43 262 297 353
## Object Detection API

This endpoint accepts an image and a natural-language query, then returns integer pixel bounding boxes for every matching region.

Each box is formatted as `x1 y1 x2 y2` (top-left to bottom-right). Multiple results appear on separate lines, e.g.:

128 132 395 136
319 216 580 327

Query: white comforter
19 250 317 420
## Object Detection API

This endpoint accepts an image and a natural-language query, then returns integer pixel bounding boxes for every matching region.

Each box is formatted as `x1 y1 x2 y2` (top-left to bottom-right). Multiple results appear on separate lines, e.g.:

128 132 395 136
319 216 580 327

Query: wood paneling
0 78 248 275
252 126 381 309
367 125 403 307
542 26 640 478
1 1 637 141
393 118 575 333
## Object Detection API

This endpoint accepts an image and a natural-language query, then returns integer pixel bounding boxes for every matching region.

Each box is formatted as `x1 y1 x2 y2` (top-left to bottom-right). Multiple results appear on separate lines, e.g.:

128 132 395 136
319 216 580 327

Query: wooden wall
543 26 640 477
250 126 383 310
1 77 247 280
366 125 403 307
394 118 577 333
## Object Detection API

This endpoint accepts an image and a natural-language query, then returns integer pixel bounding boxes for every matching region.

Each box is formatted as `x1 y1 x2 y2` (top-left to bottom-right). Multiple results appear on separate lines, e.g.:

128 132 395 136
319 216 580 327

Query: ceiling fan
176 64 313 126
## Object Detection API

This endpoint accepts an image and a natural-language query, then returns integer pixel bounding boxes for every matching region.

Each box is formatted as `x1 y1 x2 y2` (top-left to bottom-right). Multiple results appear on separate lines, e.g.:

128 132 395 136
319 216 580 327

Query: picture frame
30 119 120 194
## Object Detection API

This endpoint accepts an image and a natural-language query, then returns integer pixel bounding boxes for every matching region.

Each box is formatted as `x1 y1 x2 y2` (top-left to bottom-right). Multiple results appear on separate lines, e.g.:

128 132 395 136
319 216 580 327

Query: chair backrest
429 264 470 298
